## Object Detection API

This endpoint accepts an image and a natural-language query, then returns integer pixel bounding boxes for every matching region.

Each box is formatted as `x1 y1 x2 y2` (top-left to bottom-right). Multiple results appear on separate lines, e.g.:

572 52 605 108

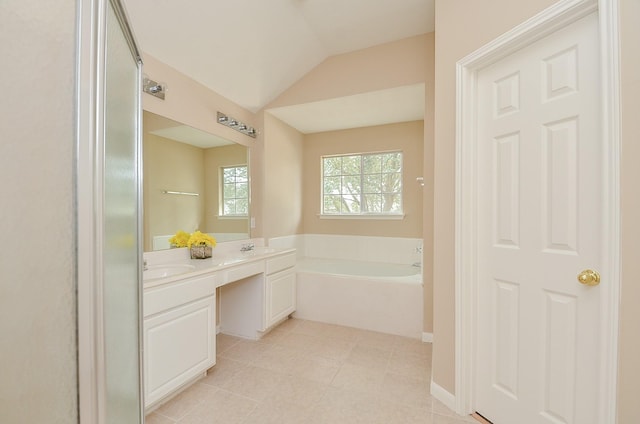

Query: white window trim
318 213 405 220
320 151 404 216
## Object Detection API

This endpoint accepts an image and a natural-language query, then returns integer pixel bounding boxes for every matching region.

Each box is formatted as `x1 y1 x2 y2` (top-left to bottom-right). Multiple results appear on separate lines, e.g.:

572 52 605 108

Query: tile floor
145 318 479 424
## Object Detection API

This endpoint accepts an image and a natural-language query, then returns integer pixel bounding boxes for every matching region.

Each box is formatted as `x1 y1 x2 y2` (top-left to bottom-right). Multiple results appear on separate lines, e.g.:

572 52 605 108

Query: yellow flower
187 230 216 248
168 230 190 248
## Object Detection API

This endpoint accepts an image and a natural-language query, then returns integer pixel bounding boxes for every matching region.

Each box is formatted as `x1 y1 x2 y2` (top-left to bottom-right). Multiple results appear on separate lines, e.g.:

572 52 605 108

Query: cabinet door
144 296 215 408
266 269 296 329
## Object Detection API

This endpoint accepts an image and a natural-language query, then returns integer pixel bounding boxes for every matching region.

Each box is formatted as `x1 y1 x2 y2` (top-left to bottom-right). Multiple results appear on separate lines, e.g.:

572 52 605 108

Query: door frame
454 0 621 421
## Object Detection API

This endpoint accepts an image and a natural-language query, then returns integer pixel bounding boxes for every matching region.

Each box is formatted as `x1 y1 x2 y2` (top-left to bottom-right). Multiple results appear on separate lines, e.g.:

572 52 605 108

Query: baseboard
216 324 221 334
422 332 433 343
430 379 456 411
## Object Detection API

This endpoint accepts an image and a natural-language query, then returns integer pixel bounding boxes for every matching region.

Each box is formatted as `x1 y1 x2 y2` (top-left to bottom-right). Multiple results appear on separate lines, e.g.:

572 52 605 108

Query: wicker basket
190 245 212 259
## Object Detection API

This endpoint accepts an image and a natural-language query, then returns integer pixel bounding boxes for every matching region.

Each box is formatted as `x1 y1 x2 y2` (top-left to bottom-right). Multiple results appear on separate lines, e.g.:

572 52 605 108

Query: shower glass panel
103 1 142 422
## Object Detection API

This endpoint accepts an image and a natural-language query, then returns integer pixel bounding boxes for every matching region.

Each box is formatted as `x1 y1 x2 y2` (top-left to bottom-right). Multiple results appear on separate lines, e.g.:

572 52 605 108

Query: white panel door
475 12 604 424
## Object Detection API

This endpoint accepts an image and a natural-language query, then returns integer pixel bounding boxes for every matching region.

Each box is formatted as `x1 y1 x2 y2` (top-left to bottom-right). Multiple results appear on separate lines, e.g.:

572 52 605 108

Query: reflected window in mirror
221 165 249 217
143 111 251 251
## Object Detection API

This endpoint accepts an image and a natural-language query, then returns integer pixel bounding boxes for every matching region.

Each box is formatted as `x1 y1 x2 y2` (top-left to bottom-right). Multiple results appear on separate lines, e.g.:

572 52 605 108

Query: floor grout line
147 318 474 424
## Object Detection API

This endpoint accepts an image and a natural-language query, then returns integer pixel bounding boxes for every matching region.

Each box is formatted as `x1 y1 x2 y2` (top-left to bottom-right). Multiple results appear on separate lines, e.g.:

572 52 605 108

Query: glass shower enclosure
103 1 143 422
77 0 144 422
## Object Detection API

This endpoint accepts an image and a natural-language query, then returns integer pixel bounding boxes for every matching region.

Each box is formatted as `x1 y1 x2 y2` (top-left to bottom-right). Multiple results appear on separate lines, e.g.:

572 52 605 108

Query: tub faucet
412 262 422 268
240 243 255 252
143 259 148 271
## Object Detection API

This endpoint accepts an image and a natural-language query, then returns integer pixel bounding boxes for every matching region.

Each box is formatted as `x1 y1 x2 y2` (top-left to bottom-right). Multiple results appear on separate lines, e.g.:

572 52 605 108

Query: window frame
320 150 404 218
219 164 249 218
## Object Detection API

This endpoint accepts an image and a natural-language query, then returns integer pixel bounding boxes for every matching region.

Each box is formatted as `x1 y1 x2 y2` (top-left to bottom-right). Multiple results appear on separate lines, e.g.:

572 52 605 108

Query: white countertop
143 247 296 289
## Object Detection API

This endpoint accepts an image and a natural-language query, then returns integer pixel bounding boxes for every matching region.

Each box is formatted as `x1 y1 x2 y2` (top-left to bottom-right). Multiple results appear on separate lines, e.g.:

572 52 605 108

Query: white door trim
454 0 621 421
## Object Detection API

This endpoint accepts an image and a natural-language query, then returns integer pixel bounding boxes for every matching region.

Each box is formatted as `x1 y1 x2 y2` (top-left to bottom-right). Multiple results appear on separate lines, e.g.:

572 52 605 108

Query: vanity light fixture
142 75 167 100
217 111 257 138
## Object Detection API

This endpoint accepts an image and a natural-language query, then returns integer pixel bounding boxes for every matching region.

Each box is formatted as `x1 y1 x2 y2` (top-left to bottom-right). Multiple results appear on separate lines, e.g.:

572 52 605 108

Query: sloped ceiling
124 0 434 132
267 84 426 134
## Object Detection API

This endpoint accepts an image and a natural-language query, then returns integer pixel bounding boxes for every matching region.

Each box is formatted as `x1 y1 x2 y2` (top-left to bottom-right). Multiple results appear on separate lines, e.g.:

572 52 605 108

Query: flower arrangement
187 230 216 248
168 230 190 248
168 230 217 259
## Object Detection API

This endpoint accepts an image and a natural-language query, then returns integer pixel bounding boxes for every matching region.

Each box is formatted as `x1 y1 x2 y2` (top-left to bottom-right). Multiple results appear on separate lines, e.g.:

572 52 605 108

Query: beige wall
617 0 640 422
264 32 432 240
0 0 78 421
262 114 305 239
423 34 436 335
143 54 264 238
266 33 434 334
268 34 431 109
204 144 249 235
433 3 640 422
302 121 424 238
142 54 258 147
143 133 205 250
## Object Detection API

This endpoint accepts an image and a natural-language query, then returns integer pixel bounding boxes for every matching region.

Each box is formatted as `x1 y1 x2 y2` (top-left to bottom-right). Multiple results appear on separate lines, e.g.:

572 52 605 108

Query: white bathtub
294 257 423 339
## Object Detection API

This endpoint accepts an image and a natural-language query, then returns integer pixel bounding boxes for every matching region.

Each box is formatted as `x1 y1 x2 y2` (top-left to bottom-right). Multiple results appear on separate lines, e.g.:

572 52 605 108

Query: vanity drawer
144 273 217 317
221 261 265 286
266 253 296 275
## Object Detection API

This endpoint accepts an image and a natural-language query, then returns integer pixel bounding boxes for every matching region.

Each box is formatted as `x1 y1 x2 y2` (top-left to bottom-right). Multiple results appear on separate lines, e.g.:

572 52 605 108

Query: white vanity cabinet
265 253 297 329
143 273 217 408
142 246 297 409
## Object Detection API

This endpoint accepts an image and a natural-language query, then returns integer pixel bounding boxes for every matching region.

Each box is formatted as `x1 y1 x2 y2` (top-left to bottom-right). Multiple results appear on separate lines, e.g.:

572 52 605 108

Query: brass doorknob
577 269 600 286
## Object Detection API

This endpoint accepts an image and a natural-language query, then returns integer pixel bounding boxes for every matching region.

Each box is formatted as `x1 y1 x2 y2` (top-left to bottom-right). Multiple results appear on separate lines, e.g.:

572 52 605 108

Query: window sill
318 214 405 220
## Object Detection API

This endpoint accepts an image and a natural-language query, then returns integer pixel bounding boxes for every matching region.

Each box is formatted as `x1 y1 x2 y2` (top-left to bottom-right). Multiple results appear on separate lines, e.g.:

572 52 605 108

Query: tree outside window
221 165 248 216
322 151 402 215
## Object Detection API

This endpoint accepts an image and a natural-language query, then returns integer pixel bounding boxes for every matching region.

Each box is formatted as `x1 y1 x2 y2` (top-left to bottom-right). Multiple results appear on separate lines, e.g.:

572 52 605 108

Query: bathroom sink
210 257 247 266
144 264 196 281
241 247 277 255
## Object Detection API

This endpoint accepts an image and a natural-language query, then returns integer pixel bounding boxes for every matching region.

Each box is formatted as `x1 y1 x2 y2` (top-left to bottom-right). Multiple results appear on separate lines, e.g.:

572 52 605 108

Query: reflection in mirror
143 111 250 251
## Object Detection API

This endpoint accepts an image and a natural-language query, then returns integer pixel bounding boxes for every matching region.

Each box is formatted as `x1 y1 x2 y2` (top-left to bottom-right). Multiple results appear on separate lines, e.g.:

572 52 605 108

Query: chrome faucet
143 259 148 271
240 243 255 252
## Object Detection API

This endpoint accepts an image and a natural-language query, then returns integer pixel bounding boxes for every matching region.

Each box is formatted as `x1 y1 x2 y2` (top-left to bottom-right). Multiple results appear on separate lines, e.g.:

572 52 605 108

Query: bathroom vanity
142 246 296 409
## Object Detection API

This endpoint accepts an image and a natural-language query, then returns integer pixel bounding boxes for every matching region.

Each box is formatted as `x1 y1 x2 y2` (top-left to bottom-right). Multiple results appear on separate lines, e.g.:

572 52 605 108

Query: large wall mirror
143 111 250 251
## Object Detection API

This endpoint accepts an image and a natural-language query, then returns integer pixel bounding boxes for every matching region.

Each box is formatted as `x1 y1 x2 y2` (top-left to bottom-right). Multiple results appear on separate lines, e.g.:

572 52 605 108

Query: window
322 151 403 216
220 165 248 216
